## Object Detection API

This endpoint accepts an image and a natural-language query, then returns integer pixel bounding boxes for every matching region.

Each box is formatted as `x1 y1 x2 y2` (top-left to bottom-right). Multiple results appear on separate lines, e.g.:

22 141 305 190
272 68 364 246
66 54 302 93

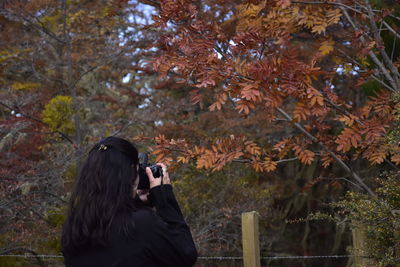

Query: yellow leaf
42 95 75 135
333 56 343 65
12 82 41 91
312 23 327 34
360 58 370 67
177 156 189 164
319 40 335 56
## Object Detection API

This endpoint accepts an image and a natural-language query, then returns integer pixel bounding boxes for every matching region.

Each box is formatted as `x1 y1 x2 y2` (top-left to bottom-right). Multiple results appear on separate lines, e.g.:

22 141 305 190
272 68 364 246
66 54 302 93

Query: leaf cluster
335 174 400 266
42 95 75 135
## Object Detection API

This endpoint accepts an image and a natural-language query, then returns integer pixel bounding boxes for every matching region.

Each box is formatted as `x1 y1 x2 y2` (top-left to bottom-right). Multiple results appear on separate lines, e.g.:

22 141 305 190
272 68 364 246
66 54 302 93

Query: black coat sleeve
147 185 197 267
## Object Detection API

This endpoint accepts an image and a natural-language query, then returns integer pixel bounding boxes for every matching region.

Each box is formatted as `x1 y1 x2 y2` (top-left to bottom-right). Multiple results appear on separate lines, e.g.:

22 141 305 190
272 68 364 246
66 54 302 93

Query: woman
61 136 197 267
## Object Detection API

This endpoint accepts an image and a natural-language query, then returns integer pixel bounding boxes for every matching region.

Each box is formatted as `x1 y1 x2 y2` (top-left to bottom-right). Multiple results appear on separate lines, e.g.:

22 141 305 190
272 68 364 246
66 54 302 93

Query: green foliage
42 95 75 135
0 238 30 267
303 173 400 266
336 174 400 266
0 48 33 64
361 79 381 96
41 12 62 32
46 207 66 228
63 163 77 184
0 257 26 267
386 92 400 146
11 82 41 91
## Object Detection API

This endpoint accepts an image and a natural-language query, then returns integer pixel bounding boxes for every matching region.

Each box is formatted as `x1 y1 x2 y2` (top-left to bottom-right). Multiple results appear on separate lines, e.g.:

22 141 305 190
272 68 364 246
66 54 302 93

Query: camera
137 153 163 189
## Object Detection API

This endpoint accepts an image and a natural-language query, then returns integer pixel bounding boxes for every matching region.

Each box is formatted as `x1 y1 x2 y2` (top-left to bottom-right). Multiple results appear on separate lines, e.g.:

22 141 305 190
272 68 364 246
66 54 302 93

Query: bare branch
291 1 363 14
0 8 66 44
138 0 161 9
364 0 400 89
320 176 365 191
276 157 299 164
0 247 46 267
336 47 395 92
383 20 400 40
0 101 74 144
69 47 131 91
340 3 399 91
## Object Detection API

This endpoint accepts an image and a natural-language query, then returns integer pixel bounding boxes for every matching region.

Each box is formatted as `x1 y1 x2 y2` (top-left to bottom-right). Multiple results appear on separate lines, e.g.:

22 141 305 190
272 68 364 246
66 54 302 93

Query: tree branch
357 6 400 42
292 1 363 14
275 107 375 196
320 176 365 191
0 101 74 144
138 0 161 9
0 247 46 267
336 47 395 92
0 8 66 44
69 46 131 91
364 0 400 89
340 3 399 91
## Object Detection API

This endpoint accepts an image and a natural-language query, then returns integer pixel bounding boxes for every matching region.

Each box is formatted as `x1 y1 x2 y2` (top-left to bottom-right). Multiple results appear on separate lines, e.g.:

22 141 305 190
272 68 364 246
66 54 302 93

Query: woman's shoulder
131 208 159 228
110 209 157 241
132 208 154 218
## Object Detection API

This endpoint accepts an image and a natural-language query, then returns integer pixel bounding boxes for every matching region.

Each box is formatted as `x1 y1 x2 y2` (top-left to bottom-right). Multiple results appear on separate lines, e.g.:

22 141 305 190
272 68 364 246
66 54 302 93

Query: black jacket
63 185 197 267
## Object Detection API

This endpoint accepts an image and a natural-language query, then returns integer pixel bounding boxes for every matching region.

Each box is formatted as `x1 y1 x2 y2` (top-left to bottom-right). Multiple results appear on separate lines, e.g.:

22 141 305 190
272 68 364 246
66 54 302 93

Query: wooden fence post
352 225 374 267
242 211 261 267
395 223 400 265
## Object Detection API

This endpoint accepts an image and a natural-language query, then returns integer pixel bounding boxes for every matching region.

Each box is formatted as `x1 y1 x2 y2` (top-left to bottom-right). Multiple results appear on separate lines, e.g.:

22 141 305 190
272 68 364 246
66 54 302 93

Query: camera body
137 153 163 189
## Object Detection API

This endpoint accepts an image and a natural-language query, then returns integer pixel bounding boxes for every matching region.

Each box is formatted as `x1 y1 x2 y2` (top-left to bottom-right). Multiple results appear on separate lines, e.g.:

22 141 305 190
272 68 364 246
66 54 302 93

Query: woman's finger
157 163 170 184
157 163 167 176
146 166 154 180
146 167 161 188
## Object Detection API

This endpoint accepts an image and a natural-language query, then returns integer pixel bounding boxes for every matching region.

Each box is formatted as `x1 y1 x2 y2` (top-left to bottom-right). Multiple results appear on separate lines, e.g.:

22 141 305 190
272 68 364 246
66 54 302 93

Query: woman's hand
146 163 170 188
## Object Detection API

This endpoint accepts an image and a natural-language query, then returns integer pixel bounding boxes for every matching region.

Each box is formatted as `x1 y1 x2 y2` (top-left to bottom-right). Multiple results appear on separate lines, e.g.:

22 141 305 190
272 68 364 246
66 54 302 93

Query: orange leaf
391 154 400 165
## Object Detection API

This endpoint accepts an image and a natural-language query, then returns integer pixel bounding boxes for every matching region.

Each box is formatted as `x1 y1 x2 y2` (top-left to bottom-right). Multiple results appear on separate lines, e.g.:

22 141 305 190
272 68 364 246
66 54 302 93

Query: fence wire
0 254 354 260
0 255 63 258
199 255 353 260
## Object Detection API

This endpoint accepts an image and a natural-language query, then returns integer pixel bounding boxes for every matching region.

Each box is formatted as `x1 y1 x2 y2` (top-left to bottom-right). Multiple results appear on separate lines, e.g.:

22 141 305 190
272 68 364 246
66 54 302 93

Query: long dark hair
61 136 139 254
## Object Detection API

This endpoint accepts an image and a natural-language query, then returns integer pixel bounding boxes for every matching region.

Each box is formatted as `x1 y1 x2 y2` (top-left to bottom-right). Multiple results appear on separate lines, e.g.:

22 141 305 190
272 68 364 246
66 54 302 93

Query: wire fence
198 255 353 260
0 254 354 259
0 254 355 267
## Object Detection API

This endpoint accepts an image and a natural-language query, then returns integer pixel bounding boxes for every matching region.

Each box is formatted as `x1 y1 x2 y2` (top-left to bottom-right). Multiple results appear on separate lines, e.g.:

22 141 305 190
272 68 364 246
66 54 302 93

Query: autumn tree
145 0 400 189
0 0 159 264
134 0 400 262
